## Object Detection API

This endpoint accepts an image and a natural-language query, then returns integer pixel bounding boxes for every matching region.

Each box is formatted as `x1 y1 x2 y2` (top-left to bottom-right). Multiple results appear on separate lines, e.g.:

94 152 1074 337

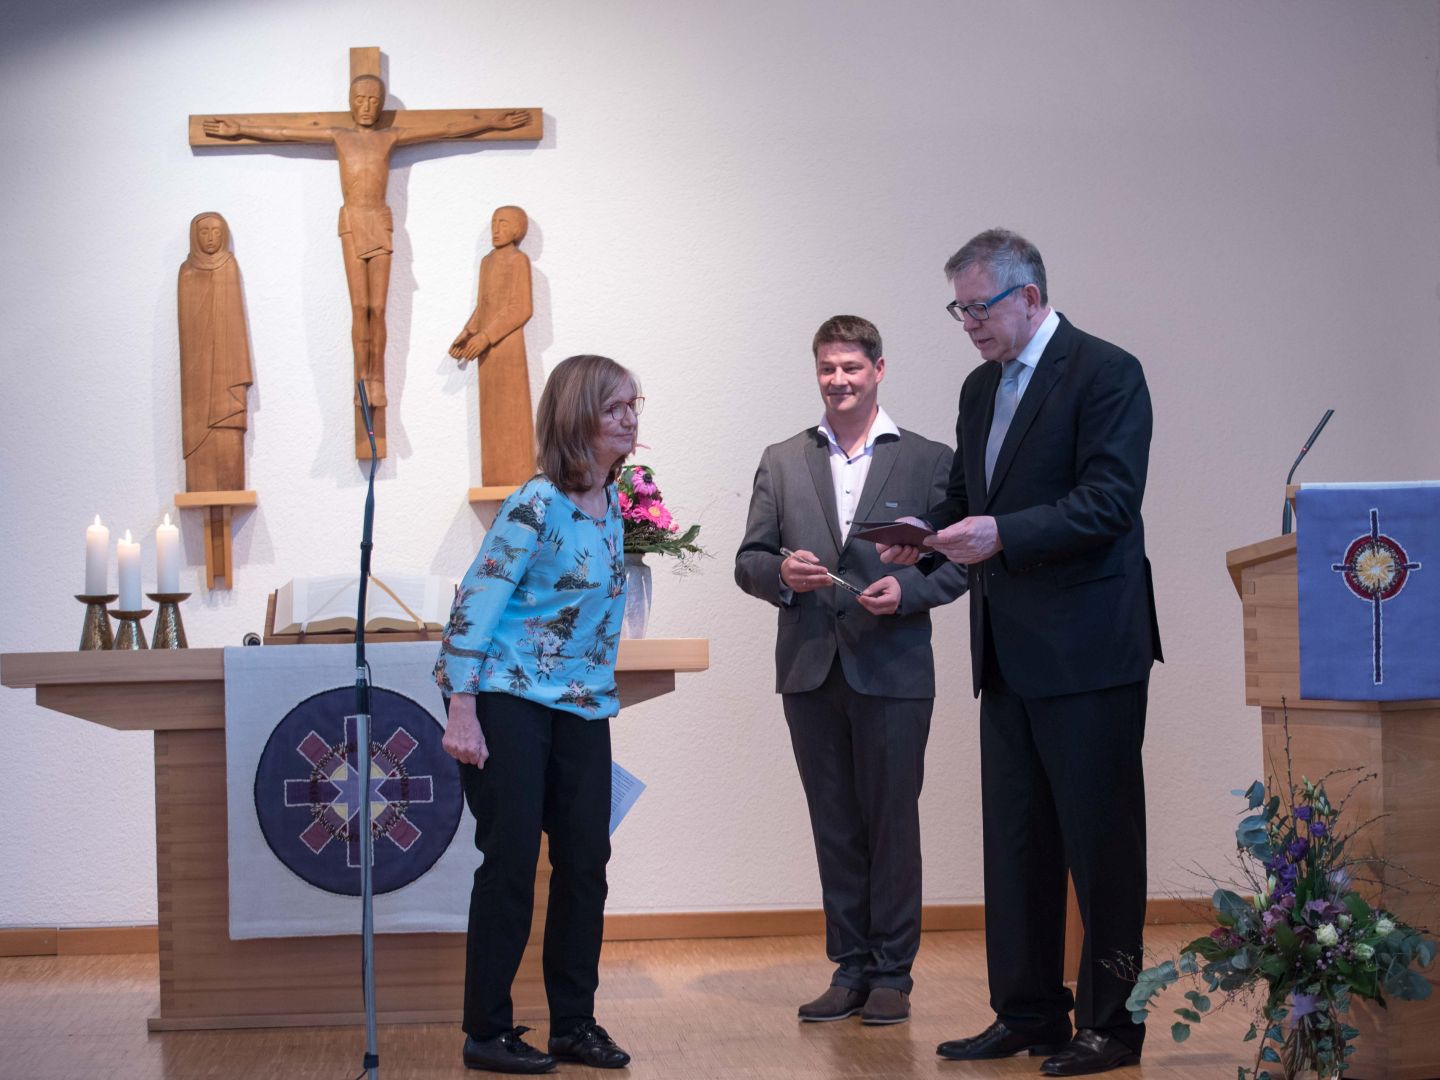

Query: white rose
1375 917 1396 936
1355 943 1375 960
1316 923 1340 947
1337 914 1352 930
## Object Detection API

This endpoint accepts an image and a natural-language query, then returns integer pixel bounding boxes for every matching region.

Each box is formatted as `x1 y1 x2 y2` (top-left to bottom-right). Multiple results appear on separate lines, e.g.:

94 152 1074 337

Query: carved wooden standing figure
179 212 252 492
192 48 541 458
450 205 535 487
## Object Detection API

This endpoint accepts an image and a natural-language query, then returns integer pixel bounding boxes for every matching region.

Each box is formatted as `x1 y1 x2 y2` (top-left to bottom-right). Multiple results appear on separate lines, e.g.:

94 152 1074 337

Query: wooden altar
1 639 708 1031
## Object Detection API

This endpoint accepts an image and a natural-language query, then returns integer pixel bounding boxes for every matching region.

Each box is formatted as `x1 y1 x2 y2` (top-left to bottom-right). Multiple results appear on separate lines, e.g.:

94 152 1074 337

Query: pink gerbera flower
630 469 659 496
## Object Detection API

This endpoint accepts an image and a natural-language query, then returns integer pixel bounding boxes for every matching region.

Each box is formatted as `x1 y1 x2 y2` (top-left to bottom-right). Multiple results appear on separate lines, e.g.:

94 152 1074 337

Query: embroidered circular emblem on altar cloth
1329 508 1424 686
1337 532 1414 601
254 686 462 896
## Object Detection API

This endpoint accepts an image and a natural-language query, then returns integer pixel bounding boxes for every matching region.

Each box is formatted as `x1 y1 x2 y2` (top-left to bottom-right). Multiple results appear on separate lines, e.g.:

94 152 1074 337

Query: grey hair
943 228 1048 306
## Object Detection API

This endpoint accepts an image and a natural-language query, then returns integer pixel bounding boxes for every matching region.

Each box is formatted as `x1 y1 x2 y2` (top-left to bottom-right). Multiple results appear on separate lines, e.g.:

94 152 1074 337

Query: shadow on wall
1 0 197 58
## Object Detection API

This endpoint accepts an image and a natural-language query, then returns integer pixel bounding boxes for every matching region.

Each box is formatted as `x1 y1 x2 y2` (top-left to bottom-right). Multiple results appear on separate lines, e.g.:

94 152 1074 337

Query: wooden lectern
1 638 708 1031
1226 520 1439 1079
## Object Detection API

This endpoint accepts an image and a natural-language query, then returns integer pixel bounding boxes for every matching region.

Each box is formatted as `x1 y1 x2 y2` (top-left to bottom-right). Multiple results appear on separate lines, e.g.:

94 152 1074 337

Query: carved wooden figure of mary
178 212 253 493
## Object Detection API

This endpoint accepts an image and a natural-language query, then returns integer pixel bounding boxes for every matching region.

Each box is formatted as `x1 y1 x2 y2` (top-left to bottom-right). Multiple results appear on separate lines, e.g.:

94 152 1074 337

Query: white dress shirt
818 405 900 543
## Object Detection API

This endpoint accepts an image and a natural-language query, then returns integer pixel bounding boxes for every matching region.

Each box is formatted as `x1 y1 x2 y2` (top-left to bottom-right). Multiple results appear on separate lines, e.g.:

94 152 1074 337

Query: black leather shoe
1040 1029 1141 1076
937 1018 1072 1060
548 1020 631 1069
463 1027 556 1073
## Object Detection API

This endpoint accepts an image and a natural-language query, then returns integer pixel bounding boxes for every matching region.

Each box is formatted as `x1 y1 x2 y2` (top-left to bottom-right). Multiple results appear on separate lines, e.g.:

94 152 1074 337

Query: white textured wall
2 0 1439 927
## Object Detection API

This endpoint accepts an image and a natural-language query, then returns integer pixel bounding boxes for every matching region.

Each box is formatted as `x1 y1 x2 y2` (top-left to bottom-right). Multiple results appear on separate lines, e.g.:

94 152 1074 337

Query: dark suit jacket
926 315 1162 699
736 425 968 698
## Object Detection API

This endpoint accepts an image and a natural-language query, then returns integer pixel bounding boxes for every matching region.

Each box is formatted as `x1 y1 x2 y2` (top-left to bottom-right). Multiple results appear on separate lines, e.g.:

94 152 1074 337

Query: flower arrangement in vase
614 463 703 638
1127 714 1435 1079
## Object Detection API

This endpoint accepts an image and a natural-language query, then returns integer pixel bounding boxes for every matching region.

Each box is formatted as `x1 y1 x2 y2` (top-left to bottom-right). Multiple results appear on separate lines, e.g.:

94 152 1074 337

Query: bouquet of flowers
617 463 703 562
1127 725 1436 1079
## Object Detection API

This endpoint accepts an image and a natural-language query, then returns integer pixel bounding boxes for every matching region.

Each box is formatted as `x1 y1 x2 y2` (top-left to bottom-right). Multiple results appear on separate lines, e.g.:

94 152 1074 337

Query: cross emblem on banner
1330 508 1422 685
283 713 436 871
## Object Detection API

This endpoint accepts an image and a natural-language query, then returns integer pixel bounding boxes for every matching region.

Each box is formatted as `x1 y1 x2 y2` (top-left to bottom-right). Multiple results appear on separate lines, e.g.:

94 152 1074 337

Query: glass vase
621 553 652 638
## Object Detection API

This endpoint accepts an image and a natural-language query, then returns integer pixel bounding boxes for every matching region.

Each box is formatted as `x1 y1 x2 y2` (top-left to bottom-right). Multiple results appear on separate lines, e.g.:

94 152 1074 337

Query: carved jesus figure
201 76 530 457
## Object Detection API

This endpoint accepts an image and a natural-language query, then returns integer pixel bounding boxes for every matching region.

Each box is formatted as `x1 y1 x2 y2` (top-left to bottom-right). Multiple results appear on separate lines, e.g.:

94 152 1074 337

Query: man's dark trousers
783 656 932 993
978 634 1148 1053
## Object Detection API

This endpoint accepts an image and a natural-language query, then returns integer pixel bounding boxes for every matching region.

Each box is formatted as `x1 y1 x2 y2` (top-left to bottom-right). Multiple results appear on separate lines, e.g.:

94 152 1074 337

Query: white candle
156 513 180 594
117 530 141 611
85 515 109 595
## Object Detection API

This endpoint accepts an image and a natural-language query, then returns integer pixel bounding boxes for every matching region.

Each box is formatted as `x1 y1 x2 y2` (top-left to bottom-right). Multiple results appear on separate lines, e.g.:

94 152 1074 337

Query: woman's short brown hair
535 354 638 492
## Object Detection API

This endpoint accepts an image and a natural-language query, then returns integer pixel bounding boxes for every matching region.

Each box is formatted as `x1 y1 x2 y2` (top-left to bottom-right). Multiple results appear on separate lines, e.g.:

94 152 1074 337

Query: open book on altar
272 575 455 636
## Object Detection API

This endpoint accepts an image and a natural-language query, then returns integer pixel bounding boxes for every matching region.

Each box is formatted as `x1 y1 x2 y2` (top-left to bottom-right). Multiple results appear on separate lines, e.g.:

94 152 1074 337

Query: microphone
1281 408 1334 535
357 379 376 443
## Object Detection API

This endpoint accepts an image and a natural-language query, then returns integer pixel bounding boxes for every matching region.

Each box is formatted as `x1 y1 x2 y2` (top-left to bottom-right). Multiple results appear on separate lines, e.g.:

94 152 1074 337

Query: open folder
850 520 935 546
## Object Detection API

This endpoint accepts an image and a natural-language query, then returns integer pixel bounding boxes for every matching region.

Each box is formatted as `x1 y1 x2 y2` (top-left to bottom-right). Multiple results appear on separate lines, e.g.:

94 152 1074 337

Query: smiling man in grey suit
735 315 967 1026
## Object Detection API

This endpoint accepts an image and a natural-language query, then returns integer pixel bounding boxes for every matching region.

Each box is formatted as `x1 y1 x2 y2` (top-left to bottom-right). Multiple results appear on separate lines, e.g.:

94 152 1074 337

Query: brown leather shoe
860 987 910 1025
797 984 868 1021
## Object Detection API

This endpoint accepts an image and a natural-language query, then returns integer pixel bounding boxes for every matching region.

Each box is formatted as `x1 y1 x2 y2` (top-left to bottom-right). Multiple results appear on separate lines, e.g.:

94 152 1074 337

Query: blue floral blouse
434 476 628 718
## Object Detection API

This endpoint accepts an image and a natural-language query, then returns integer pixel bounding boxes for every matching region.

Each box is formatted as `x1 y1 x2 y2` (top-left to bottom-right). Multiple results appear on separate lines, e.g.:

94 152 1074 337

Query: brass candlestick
76 594 118 650
110 608 153 650
147 593 191 649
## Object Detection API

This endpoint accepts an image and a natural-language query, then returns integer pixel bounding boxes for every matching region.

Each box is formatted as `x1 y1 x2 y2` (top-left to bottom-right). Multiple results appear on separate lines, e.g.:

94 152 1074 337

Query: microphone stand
354 379 380 1080
1281 408 1335 536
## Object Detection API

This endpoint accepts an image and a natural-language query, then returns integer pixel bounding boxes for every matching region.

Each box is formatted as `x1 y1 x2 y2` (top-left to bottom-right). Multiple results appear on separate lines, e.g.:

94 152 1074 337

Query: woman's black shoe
463 1027 557 1073
547 1021 632 1069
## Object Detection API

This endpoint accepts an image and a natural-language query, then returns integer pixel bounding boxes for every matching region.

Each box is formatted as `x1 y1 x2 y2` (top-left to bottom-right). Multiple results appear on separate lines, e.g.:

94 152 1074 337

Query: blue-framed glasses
946 283 1026 323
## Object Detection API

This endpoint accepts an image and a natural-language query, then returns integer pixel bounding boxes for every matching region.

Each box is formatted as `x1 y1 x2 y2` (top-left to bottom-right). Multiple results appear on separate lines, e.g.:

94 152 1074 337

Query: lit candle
85 515 109 595
156 513 180 594
117 530 141 611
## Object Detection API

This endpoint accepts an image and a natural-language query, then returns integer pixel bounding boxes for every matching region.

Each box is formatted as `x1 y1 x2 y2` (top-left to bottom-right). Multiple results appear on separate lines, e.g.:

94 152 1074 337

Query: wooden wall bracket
467 484 521 504
174 490 257 590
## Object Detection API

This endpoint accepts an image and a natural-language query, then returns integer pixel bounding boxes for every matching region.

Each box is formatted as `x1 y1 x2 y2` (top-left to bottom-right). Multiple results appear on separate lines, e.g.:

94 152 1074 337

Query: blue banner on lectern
1297 483 1440 701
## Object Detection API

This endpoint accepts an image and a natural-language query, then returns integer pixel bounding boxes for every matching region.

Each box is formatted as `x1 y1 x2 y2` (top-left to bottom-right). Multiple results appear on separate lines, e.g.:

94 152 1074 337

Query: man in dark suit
736 315 967 1027
880 230 1161 1075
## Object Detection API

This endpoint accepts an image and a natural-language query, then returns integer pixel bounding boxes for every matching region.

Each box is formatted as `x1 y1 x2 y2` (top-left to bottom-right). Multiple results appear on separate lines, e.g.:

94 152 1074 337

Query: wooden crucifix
190 47 543 459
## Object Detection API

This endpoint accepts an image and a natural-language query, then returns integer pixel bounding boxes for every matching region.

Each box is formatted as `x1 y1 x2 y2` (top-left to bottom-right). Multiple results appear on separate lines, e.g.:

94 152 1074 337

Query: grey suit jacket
735 426 968 698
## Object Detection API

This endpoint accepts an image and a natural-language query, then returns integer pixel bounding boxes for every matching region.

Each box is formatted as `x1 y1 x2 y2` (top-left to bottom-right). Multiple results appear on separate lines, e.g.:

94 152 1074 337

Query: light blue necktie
984 360 1022 488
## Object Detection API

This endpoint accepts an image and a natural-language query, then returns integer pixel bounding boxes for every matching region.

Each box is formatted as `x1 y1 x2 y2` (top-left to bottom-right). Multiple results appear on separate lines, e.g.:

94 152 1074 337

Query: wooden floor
0 926 1257 1079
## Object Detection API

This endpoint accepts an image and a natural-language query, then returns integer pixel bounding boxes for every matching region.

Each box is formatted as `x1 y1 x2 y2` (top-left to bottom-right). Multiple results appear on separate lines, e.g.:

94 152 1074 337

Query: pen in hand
780 547 865 595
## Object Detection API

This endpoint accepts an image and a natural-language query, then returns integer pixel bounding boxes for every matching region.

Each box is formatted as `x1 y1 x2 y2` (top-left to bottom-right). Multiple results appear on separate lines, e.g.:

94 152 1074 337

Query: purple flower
1294 805 1313 822
1328 868 1352 892
1288 838 1309 860
1289 993 1319 1021
1262 906 1290 933
1310 821 1328 838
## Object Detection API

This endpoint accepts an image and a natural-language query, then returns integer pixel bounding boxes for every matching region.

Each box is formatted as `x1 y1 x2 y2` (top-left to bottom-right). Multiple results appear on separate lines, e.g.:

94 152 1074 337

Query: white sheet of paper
610 761 645 836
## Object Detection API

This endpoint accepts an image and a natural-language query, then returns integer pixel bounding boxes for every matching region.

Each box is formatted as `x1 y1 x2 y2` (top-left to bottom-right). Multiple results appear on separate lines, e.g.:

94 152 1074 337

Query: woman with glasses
435 354 644 1074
